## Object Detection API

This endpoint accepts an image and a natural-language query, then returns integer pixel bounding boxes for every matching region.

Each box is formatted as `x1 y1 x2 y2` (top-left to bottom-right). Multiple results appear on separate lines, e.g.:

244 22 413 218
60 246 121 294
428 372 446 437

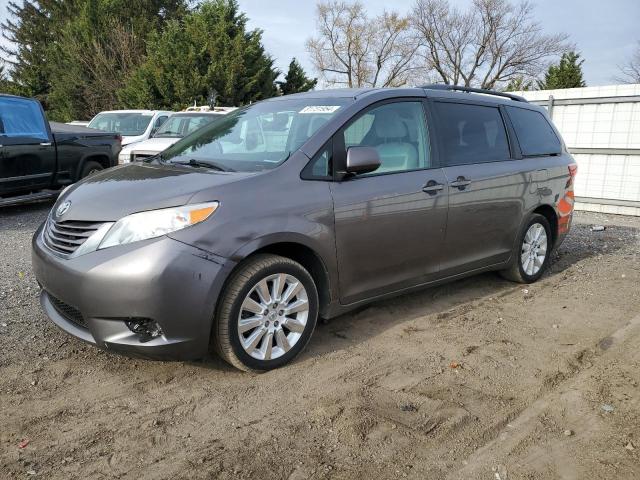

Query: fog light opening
125 318 164 342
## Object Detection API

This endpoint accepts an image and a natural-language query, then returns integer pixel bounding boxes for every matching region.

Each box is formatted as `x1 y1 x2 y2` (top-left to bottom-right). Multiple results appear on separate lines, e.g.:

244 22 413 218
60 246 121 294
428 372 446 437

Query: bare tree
412 0 570 89
616 42 640 83
306 1 418 88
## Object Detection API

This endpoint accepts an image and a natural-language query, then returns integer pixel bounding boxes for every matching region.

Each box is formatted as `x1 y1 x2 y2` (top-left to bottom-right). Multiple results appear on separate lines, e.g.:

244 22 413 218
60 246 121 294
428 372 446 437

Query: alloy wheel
521 222 548 276
237 273 309 361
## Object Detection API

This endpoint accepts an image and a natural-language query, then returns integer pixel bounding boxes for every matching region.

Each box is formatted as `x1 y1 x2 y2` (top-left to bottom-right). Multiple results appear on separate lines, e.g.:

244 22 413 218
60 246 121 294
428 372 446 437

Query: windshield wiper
143 154 163 164
172 158 233 172
155 131 181 137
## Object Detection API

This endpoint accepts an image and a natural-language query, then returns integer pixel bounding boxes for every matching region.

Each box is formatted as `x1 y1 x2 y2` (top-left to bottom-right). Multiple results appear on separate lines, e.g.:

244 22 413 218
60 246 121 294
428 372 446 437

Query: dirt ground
1 203 639 480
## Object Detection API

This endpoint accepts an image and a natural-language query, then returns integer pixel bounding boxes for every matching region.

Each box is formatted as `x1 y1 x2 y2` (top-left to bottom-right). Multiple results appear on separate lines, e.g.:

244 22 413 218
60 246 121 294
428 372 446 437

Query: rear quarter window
507 106 562 156
0 96 48 141
433 102 510 166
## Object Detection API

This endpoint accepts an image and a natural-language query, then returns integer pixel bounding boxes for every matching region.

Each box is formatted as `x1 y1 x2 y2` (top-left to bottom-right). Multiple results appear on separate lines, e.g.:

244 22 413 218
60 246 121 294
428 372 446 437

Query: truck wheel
80 161 103 179
500 213 552 284
212 254 319 372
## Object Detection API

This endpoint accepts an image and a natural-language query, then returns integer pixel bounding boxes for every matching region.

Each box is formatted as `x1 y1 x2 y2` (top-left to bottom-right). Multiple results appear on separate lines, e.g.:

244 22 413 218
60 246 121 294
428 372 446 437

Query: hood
129 137 180 154
55 163 255 222
121 134 147 146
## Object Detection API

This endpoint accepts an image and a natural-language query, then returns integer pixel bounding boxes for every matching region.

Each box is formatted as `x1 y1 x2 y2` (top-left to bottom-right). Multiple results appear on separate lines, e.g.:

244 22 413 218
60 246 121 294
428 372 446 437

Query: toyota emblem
56 201 71 217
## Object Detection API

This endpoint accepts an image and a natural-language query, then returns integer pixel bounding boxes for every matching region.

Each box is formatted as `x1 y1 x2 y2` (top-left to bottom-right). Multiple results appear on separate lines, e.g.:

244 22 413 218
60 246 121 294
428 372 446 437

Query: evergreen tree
121 0 279 109
504 76 534 92
537 52 586 90
1 0 187 120
277 58 317 95
0 0 70 106
0 63 14 93
0 64 10 93
48 0 187 120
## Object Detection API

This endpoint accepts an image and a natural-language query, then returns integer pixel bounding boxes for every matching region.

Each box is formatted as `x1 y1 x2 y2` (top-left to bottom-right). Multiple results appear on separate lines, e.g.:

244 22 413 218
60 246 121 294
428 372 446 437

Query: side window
302 143 332 180
185 117 208 134
344 113 374 146
154 115 168 130
343 101 430 174
0 97 48 142
434 102 510 166
507 106 561 156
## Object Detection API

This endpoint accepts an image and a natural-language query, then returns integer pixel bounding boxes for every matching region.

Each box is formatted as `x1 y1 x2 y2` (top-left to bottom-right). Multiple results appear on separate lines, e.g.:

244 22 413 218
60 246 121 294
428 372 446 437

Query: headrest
461 119 489 148
374 111 407 139
271 113 290 130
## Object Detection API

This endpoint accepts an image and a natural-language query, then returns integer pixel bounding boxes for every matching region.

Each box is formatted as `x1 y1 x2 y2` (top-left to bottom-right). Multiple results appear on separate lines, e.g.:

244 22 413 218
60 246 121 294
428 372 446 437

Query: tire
79 160 103 179
500 213 552 284
212 254 319 372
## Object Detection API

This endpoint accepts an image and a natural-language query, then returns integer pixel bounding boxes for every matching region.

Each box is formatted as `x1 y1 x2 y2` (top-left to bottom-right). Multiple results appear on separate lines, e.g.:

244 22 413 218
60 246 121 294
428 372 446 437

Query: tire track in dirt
450 313 640 480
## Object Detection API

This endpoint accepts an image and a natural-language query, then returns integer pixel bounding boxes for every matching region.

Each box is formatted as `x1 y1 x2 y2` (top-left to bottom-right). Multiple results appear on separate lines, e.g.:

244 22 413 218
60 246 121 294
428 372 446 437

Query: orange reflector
189 206 216 224
558 198 573 215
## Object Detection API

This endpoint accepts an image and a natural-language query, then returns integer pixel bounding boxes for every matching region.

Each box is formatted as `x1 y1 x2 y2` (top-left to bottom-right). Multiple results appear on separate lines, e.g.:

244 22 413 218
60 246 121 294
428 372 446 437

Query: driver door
330 100 448 305
0 96 56 195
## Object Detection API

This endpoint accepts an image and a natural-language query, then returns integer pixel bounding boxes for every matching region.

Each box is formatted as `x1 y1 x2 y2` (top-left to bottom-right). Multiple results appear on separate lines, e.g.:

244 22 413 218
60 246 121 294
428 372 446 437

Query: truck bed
49 121 119 141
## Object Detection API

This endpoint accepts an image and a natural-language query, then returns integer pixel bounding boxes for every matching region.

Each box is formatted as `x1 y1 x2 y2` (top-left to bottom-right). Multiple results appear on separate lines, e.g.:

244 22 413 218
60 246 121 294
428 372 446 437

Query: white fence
517 84 640 216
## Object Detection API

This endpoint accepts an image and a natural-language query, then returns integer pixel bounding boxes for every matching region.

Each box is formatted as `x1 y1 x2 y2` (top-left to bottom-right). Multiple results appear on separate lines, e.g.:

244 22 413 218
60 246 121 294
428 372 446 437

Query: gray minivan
32 85 577 371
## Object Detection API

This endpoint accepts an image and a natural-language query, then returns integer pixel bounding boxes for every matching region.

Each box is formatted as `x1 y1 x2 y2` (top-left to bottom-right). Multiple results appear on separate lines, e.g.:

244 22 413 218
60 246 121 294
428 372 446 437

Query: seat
365 112 418 173
287 115 327 152
454 118 490 163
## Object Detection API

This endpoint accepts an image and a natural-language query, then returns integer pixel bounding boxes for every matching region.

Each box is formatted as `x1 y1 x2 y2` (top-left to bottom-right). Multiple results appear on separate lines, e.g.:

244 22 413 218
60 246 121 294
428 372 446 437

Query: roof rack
420 84 528 103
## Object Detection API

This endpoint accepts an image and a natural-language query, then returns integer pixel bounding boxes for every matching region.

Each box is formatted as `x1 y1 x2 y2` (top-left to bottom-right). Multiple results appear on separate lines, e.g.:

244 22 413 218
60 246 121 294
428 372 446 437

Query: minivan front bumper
32 223 235 360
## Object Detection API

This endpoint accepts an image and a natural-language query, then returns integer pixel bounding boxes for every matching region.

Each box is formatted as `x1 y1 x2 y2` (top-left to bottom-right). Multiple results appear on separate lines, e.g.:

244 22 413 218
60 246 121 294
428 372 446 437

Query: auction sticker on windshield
299 106 341 114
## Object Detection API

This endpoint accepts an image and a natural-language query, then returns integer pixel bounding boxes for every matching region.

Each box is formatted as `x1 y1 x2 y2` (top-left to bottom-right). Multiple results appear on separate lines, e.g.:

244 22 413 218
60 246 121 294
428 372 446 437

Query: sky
238 0 639 86
1 0 638 86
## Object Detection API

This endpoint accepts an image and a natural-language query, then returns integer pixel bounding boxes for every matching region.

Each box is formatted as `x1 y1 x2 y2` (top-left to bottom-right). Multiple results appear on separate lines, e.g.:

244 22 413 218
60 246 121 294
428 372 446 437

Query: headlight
98 202 219 249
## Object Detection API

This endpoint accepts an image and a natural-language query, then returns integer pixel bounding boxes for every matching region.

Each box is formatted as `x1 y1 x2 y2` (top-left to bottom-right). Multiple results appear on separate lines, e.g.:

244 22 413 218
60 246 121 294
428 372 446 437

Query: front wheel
79 160 103 179
500 213 552 284
212 254 319 372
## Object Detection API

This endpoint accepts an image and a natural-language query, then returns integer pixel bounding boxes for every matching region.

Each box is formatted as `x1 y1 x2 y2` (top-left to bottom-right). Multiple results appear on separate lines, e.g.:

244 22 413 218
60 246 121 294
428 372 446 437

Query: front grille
132 153 153 162
44 219 103 256
47 292 87 328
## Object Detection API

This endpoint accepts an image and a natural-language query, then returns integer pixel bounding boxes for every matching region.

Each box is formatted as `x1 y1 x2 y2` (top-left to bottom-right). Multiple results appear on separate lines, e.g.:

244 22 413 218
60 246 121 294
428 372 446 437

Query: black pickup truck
0 94 121 207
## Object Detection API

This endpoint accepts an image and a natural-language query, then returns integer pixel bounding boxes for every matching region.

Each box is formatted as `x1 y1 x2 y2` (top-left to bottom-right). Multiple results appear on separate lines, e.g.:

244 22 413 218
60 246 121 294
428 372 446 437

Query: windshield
153 114 222 138
160 98 349 172
88 112 153 136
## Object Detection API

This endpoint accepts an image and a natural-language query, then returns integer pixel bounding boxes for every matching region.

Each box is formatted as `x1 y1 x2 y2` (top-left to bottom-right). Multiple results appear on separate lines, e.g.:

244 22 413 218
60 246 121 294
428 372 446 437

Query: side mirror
345 146 381 175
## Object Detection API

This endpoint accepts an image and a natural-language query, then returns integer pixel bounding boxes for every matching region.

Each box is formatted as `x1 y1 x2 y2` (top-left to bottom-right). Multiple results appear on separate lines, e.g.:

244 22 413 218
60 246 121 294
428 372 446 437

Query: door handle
450 176 471 190
422 180 444 195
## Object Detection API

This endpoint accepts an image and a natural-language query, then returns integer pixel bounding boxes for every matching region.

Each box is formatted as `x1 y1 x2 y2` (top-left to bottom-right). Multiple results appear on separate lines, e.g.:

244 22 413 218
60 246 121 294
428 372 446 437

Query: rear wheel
213 254 319 372
80 160 103 179
500 213 552 284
